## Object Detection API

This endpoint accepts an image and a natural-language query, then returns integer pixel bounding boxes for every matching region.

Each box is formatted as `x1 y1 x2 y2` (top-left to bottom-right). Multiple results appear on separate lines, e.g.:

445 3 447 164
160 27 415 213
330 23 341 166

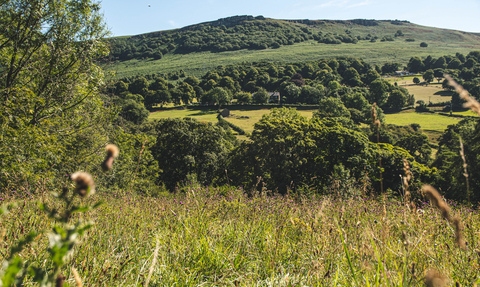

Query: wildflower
70 172 95 197
101 144 120 171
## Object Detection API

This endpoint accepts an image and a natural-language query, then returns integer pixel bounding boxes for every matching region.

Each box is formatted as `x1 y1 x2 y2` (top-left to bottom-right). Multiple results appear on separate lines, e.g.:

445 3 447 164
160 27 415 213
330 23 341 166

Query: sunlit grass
2 184 479 285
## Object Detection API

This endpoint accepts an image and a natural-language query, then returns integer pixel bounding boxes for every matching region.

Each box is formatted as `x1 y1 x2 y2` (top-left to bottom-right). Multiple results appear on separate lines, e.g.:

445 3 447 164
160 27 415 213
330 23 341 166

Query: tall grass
1 183 479 285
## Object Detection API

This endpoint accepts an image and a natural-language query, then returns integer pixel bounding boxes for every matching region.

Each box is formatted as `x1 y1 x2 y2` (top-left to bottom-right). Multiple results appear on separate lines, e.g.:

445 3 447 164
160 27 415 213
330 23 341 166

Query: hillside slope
103 16 480 78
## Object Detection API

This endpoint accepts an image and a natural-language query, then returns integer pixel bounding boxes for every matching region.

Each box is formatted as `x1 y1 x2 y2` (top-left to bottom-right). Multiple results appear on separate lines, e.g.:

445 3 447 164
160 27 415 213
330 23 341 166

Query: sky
100 0 480 37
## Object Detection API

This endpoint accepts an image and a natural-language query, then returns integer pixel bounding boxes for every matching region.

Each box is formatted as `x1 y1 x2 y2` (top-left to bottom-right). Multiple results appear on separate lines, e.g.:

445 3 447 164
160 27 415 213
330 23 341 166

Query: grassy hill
103 16 480 78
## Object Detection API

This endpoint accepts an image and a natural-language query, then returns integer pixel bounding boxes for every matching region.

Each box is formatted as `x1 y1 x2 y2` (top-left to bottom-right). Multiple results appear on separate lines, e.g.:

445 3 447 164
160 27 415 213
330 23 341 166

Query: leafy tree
145 118 236 190
447 58 462 69
413 77 421 84
407 57 425 73
368 80 390 106
299 85 322 104
423 69 434 84
327 80 341 91
0 0 111 189
115 81 129 94
315 98 350 118
386 90 407 111
253 88 269 103
178 82 195 104
342 92 369 111
236 92 252 104
129 77 149 96
381 62 401 74
120 99 149 125
362 69 381 85
396 133 432 164
282 83 301 103
184 76 200 87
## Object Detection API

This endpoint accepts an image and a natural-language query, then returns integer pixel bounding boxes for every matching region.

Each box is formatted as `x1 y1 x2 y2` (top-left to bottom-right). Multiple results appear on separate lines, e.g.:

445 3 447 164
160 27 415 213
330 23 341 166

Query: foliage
143 118 237 190
0 0 111 191
434 118 480 202
227 108 434 194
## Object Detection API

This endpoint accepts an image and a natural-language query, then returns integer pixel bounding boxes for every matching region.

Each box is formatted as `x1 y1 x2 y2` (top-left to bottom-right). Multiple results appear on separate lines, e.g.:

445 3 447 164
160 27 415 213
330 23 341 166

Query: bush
420 42 428 47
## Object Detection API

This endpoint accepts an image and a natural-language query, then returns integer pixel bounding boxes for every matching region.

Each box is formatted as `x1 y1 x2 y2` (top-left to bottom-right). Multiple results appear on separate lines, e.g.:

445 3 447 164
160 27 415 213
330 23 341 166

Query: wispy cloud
315 0 348 8
168 20 176 27
347 0 373 8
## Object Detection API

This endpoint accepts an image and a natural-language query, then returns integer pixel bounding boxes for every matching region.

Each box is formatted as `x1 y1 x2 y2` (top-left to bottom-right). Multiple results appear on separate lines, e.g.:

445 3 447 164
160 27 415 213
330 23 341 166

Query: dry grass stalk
130 139 148 194
144 238 160 287
101 144 120 171
70 172 95 197
71 267 83 287
402 159 412 203
459 137 470 203
371 103 383 194
444 74 480 116
421 185 450 221
424 269 448 287
453 214 466 250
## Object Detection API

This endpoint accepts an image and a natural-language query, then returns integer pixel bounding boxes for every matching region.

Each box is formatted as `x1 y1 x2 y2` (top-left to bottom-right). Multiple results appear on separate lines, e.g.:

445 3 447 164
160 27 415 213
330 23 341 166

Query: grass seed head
421 185 450 221
70 171 95 197
424 269 448 287
444 74 480 116
453 214 466 250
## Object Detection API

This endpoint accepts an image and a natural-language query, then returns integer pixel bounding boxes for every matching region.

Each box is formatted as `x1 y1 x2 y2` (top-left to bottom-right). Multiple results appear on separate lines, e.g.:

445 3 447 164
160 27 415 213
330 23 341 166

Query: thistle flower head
70 171 95 197
105 144 119 158
424 269 448 287
101 144 119 172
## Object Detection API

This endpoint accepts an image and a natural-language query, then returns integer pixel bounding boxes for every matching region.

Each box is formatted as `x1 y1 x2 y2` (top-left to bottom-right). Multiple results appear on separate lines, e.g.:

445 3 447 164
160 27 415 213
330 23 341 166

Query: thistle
70 172 95 197
101 144 120 171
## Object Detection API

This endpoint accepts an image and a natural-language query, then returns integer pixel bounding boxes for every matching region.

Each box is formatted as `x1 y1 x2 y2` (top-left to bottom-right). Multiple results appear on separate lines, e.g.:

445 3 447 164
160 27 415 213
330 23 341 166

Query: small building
268 92 281 103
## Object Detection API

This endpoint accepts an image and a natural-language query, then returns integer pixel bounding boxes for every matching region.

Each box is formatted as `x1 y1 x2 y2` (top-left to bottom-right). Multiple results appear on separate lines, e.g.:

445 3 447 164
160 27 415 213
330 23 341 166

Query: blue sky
100 0 480 36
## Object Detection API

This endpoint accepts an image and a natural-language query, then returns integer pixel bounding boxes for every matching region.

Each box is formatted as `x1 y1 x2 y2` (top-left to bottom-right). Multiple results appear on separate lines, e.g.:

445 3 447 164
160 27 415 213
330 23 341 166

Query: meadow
2 182 478 286
104 39 480 79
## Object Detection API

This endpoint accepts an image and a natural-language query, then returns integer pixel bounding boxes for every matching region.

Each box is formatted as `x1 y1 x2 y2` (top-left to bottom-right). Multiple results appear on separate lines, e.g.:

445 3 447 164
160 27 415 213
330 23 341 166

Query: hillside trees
0 0 112 188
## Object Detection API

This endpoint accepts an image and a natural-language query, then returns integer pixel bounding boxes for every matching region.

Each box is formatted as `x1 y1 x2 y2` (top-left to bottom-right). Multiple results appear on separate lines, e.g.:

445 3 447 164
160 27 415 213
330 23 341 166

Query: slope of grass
104 17 480 79
104 39 480 79
2 184 478 285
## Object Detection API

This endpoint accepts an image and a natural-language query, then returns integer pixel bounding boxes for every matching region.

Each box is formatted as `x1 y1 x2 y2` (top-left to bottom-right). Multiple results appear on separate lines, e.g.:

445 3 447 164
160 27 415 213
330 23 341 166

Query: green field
149 107 461 145
104 40 480 79
149 108 219 123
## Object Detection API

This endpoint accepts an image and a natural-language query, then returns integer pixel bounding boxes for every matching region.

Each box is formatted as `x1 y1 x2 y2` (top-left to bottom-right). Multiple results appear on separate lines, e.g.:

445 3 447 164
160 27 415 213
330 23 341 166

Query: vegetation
2 4 480 286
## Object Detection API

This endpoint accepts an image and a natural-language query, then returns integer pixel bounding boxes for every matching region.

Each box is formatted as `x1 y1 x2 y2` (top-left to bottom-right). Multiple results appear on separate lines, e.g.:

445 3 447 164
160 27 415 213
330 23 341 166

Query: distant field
149 107 460 145
149 108 218 123
104 40 480 79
